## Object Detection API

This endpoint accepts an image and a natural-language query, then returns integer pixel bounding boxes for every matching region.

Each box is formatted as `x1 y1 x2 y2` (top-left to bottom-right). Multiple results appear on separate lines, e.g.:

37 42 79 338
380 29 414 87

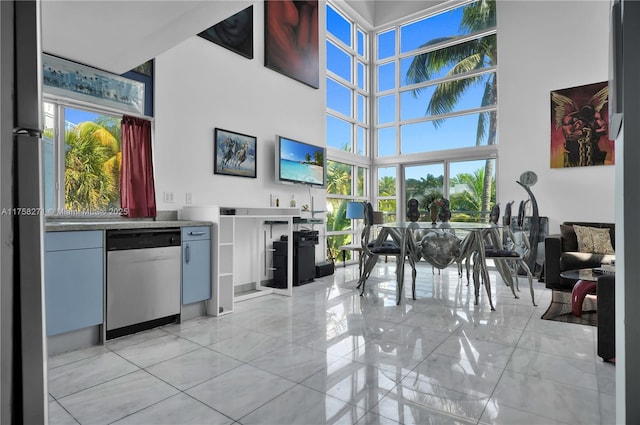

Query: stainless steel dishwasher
106 228 181 340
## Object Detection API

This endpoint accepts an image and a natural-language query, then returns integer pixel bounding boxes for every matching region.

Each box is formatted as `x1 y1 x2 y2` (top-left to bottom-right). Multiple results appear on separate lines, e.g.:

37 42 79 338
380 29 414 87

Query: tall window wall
326 0 498 262
325 3 370 261
374 0 498 222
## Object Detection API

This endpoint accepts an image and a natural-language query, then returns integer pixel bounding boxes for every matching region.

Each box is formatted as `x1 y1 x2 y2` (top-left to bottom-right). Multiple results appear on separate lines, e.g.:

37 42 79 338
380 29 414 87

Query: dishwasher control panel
106 228 181 251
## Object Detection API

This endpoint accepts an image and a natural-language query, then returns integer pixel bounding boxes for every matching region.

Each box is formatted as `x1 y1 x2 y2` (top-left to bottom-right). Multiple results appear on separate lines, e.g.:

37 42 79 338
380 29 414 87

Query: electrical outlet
185 193 192 204
164 191 174 203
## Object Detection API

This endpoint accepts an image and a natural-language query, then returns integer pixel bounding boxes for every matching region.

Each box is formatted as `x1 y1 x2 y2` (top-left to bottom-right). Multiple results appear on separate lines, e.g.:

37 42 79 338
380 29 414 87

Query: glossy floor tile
48 262 616 424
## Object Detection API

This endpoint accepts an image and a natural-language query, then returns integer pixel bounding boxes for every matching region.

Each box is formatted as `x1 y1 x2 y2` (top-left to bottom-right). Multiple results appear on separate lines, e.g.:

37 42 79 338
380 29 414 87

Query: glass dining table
366 221 505 309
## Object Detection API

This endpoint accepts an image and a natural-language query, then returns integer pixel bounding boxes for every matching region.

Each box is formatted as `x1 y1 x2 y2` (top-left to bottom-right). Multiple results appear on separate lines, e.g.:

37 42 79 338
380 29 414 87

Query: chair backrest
360 202 374 253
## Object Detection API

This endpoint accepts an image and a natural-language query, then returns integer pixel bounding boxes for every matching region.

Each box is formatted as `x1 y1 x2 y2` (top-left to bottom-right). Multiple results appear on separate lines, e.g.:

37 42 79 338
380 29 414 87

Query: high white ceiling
41 1 444 74
41 0 252 74
344 0 445 27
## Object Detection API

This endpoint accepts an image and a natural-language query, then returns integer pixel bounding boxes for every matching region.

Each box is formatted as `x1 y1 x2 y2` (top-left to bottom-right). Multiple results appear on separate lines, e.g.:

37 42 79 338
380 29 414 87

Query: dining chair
479 225 536 306
356 202 418 303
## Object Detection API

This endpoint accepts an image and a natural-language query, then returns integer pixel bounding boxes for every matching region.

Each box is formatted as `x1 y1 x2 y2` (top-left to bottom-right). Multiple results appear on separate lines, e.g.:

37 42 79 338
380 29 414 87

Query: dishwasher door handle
185 243 190 263
188 231 206 236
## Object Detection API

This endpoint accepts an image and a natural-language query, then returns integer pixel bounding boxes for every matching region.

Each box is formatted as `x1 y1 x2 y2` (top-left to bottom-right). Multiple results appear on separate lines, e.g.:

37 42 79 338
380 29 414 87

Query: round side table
560 268 605 317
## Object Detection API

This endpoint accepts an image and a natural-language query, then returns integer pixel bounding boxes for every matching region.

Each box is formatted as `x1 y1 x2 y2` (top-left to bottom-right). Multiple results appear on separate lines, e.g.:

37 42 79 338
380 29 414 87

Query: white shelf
180 205 297 317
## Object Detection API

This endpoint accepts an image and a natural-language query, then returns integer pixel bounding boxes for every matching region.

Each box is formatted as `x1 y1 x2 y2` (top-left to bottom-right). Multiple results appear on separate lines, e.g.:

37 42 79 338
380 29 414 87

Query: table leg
571 279 597 317
473 230 495 311
396 229 407 305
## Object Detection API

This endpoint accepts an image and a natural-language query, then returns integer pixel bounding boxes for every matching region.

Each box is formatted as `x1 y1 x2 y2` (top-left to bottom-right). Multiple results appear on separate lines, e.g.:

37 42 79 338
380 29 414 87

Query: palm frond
460 0 496 33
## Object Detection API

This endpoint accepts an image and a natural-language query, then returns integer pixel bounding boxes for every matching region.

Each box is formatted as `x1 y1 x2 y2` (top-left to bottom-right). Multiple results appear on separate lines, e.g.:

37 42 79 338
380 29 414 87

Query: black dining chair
356 202 419 303
478 223 536 306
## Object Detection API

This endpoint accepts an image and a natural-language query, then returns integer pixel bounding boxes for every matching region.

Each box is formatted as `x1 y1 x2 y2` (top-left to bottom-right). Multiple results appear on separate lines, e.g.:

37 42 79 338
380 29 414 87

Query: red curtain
120 116 156 218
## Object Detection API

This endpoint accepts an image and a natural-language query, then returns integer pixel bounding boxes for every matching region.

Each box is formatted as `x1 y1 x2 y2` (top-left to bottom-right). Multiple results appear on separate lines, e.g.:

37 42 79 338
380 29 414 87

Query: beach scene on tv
280 138 324 185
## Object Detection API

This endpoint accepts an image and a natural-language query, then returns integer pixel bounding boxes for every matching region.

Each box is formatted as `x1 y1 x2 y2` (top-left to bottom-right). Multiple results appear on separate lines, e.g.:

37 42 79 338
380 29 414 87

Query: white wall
152 0 615 272
154 1 327 215
497 0 614 233
153 2 328 281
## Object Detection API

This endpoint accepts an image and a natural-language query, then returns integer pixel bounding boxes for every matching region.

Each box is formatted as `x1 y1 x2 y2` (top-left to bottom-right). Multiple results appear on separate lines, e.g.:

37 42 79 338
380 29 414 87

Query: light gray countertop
45 219 211 232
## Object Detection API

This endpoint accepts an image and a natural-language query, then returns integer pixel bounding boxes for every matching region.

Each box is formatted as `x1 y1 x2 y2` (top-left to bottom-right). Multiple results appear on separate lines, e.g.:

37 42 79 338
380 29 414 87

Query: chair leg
357 254 378 295
494 259 519 300
517 259 536 306
472 253 481 305
410 257 417 300
395 255 404 305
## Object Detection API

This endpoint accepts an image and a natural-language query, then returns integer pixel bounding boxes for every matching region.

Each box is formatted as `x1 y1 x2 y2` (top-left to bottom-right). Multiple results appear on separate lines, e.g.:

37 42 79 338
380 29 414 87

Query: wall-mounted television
276 135 326 188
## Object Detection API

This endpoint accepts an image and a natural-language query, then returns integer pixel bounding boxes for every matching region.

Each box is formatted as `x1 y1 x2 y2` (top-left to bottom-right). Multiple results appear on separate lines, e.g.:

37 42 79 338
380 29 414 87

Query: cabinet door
45 246 103 336
182 239 211 304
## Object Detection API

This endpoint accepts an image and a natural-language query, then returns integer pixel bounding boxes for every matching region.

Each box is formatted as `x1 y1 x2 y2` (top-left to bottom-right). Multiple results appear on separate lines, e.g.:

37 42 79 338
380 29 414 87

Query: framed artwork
264 0 319 89
214 128 257 178
42 54 145 115
550 81 614 168
198 6 253 59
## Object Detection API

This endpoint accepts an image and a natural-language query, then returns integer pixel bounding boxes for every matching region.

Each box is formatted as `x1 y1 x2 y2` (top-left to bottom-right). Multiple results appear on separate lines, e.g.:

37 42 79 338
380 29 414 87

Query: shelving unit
180 206 298 316
217 216 235 315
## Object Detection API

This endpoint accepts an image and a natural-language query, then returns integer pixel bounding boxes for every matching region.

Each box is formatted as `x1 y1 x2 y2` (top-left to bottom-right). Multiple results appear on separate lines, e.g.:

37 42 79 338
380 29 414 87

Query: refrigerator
1 0 47 423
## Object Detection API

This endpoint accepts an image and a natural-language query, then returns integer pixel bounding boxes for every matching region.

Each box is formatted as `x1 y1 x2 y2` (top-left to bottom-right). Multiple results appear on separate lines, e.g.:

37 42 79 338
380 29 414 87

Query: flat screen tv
276 135 326 187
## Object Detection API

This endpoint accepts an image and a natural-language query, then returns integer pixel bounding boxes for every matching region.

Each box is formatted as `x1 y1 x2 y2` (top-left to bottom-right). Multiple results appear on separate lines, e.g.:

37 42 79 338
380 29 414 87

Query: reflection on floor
48 262 616 425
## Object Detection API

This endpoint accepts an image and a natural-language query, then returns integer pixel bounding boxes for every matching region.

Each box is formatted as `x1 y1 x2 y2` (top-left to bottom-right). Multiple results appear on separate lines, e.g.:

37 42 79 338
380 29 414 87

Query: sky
326 1 494 179
65 108 100 126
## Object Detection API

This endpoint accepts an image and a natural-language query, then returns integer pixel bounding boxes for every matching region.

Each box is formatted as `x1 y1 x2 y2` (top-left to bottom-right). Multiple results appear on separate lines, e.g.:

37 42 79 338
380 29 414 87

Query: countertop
45 219 212 232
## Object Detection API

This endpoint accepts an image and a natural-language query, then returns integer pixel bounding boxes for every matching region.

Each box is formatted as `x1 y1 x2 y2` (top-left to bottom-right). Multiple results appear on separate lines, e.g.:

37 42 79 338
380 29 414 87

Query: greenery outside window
43 100 122 215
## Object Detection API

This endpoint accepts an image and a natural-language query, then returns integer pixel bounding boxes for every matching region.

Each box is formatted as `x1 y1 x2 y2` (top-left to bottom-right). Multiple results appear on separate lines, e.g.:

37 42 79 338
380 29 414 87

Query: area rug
541 290 597 326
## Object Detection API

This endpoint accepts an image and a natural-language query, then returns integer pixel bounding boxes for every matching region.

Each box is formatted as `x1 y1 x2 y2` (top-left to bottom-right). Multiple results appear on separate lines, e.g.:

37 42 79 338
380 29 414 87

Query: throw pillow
590 227 616 254
560 224 579 251
573 225 615 255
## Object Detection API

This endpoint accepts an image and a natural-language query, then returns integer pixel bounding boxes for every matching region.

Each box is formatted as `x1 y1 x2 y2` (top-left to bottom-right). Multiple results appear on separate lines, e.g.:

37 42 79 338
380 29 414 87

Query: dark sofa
544 221 615 291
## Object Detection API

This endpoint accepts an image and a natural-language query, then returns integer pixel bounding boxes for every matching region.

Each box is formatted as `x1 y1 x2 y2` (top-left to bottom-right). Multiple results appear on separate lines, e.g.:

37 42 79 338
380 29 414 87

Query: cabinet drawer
45 230 103 251
182 226 211 241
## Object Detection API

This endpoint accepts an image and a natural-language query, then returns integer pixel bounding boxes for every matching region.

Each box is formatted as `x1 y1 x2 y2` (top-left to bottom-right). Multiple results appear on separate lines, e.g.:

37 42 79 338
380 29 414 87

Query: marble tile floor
48 262 616 425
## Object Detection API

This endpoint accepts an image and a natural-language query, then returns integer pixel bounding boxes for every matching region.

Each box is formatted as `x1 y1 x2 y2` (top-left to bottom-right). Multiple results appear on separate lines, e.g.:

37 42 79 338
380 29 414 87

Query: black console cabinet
273 231 318 287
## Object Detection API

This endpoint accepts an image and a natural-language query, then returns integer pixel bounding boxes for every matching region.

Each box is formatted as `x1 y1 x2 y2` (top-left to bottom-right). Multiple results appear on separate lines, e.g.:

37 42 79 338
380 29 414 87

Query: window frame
371 0 499 221
43 95 131 217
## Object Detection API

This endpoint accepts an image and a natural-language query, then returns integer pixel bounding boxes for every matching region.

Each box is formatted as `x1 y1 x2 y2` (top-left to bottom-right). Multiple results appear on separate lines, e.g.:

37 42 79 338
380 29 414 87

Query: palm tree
405 0 497 220
95 116 123 208
326 161 353 259
449 167 496 220
65 121 120 211
326 161 352 195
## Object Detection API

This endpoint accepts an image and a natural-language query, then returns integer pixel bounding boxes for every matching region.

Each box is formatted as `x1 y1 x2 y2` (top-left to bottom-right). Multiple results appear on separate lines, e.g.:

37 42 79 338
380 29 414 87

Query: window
374 0 498 221
326 2 370 262
325 160 368 262
402 159 496 223
326 3 368 156
43 100 122 215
